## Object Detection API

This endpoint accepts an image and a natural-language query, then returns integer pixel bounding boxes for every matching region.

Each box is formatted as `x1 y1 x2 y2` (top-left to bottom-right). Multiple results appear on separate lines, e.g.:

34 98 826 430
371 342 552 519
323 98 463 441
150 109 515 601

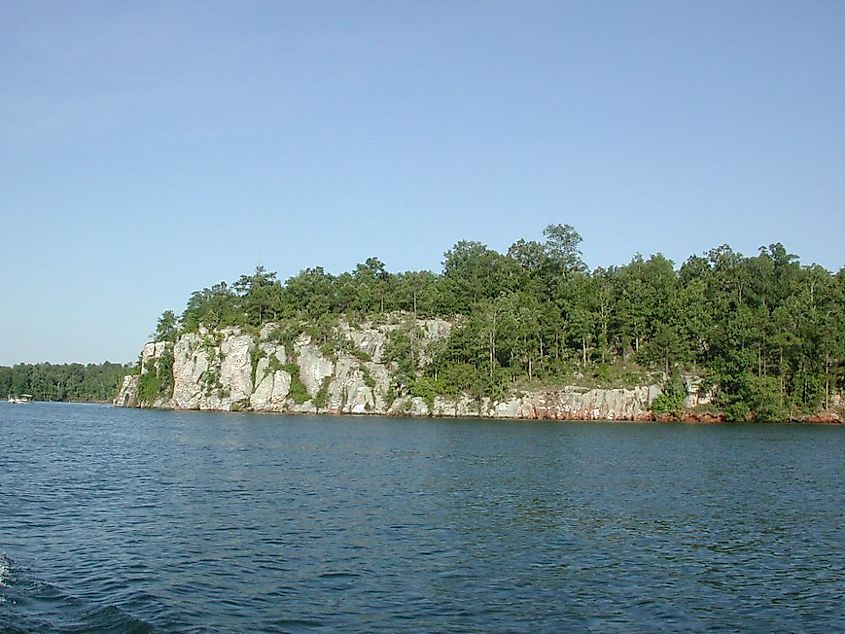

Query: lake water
1 403 844 632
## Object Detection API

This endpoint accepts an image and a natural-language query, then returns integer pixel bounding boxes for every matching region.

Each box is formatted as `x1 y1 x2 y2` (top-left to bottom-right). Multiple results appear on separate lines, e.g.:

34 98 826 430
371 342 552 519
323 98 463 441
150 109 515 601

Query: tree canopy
0 362 134 402
155 225 845 421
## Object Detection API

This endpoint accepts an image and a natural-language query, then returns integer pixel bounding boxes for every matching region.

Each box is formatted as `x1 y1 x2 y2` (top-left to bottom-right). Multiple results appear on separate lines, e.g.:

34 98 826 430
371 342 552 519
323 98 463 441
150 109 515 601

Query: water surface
1 403 843 632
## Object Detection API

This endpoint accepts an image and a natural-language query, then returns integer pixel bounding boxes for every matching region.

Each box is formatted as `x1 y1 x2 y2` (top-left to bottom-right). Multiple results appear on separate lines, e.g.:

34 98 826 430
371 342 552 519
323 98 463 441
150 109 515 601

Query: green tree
234 265 282 325
542 223 586 278
441 241 518 311
154 310 179 342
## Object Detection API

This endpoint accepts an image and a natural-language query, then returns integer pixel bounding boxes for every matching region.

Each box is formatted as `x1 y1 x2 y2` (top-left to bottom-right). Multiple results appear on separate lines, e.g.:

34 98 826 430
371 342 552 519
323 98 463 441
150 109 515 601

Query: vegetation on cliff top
151 225 845 422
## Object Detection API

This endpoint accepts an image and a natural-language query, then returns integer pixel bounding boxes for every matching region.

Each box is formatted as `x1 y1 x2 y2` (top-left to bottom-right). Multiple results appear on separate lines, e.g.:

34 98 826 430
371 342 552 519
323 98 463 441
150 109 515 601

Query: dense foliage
156 225 845 421
0 362 135 402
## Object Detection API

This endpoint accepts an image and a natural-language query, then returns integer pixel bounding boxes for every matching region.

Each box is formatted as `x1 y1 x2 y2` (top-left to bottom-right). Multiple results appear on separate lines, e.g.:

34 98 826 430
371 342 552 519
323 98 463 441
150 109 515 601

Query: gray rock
251 369 291 411
118 316 663 421
295 338 334 399
113 375 139 407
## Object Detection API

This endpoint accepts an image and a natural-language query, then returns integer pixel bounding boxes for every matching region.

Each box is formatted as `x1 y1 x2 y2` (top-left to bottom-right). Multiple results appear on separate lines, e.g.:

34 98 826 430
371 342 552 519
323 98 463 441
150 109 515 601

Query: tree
441 241 518 311
180 281 239 331
542 223 586 277
350 257 393 314
507 238 546 273
0 362 135 402
153 310 178 342
136 224 845 421
393 271 442 318
283 267 337 319
234 265 282 325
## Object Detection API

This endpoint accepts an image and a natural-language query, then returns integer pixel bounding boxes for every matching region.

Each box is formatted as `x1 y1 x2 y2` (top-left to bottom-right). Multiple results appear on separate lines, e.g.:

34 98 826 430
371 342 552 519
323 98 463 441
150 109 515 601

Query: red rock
798 411 843 424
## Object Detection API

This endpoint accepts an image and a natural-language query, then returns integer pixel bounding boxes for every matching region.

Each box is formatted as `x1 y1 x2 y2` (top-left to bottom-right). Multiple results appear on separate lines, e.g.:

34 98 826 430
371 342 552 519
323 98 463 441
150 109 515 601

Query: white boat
8 394 32 404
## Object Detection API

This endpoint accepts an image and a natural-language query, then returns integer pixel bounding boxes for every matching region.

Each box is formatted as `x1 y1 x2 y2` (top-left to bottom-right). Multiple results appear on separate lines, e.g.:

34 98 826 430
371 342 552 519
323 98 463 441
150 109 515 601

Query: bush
747 375 789 422
350 347 372 362
137 348 174 405
361 366 376 389
313 376 332 409
410 376 438 411
138 371 163 405
250 346 265 384
156 347 175 398
283 363 310 404
651 370 686 417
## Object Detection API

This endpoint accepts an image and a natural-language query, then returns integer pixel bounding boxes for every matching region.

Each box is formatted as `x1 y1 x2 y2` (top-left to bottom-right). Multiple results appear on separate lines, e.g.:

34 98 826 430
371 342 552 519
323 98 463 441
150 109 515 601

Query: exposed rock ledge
115 320 666 421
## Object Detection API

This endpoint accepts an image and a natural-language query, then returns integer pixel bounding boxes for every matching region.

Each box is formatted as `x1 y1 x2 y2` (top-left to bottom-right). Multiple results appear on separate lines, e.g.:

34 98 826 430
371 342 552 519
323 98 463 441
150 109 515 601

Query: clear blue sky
1 1 843 365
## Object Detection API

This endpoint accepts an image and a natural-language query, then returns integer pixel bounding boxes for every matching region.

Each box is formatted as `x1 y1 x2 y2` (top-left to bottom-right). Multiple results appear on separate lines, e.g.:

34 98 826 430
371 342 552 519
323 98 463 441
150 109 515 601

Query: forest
0 362 135 403
150 225 845 421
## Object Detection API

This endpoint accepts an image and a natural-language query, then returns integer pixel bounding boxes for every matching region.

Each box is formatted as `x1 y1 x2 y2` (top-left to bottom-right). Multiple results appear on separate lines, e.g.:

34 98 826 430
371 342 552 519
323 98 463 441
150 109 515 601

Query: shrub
313 376 332 409
138 371 163 405
361 366 376 390
283 363 311 404
410 376 437 411
651 370 686 417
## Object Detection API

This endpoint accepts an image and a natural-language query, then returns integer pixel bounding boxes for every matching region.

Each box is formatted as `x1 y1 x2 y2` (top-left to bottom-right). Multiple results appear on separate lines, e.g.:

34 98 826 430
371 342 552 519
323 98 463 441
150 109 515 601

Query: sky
1 1 843 366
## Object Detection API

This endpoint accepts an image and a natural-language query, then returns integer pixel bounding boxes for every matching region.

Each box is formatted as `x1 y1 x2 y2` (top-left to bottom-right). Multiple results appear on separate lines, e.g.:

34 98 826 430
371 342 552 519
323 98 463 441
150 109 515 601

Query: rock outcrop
113 375 139 408
114 316 664 421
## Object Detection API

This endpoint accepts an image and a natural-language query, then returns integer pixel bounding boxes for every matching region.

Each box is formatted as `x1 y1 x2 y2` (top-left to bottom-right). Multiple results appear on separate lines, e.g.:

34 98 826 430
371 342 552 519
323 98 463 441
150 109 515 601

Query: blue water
1 403 844 632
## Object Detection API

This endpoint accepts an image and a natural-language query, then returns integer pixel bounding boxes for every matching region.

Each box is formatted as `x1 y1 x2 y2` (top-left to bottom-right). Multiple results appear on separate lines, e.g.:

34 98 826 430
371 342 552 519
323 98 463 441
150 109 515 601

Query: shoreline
114 402 845 425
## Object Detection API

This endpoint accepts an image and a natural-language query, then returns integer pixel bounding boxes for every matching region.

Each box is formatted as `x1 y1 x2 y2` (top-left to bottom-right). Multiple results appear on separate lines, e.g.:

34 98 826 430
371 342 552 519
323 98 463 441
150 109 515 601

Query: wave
0 553 155 633
0 553 13 598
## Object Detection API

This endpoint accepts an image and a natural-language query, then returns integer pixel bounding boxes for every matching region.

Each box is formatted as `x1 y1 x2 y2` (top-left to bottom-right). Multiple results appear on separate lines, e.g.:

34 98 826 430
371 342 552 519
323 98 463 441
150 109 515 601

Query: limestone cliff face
169 328 255 410
114 375 139 408
114 316 665 421
385 385 658 421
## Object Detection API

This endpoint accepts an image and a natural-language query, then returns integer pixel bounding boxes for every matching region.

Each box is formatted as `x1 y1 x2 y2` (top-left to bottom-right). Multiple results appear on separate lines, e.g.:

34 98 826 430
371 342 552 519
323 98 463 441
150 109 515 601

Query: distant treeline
151 224 845 421
0 362 134 403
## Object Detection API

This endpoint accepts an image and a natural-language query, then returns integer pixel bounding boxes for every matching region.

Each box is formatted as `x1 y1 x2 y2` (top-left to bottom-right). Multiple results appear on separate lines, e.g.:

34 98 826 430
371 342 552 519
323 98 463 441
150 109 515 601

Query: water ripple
2 404 845 631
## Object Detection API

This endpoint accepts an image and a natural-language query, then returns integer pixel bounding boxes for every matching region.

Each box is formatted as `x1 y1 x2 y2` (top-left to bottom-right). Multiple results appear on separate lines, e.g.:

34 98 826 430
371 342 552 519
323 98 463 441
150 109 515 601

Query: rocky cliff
115 317 669 421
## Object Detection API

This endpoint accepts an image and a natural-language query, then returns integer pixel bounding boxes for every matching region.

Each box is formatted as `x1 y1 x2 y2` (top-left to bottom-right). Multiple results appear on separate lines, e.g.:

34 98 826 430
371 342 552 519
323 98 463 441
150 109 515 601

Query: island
114 225 844 423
